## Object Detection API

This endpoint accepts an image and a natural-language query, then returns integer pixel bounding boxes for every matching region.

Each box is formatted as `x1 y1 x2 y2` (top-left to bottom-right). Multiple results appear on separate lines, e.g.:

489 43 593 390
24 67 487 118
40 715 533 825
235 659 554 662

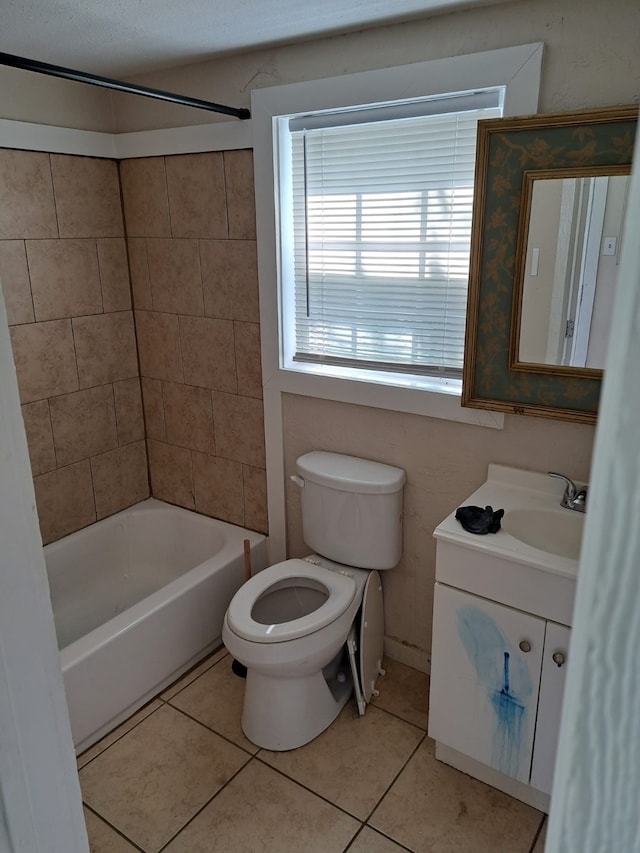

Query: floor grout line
82 802 146 853
527 813 547 853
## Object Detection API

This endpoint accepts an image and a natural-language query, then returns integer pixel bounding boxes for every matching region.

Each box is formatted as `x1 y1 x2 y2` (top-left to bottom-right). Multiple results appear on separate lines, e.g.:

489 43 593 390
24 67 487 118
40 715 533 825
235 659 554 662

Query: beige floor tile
77 699 162 770
369 738 542 853
259 702 424 820
168 654 259 754
348 826 411 852
371 658 429 730
79 703 249 853
161 647 228 700
163 758 359 853
84 807 139 852
533 817 547 851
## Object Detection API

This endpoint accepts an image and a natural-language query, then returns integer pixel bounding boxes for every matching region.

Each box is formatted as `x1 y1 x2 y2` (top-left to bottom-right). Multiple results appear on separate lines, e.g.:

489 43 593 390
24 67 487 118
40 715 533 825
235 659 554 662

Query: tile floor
78 651 547 852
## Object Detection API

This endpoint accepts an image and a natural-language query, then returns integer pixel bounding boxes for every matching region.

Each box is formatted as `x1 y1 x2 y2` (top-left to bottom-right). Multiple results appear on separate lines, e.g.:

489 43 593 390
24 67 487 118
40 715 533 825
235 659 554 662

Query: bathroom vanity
429 465 582 812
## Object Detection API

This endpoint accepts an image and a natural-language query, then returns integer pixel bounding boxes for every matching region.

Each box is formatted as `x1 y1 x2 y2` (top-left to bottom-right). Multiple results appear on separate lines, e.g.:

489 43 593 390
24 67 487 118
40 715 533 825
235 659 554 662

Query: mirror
462 105 637 423
511 167 630 375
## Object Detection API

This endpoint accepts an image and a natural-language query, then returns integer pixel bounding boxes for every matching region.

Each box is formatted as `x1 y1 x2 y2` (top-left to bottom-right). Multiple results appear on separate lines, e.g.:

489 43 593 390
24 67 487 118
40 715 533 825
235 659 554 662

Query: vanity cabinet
429 464 580 809
429 582 570 797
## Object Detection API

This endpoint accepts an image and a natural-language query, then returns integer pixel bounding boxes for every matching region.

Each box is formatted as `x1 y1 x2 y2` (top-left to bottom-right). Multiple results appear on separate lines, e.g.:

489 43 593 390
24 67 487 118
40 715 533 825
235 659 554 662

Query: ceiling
2 0 500 77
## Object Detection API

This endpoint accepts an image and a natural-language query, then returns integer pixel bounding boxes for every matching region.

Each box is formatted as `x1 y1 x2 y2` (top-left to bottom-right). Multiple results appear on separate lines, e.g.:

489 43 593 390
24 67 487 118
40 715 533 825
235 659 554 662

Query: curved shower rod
0 51 251 120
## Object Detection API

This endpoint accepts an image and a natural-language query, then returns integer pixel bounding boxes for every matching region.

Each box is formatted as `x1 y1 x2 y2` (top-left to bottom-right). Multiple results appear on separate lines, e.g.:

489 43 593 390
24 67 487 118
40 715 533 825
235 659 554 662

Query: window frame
253 44 542 429
282 94 504 380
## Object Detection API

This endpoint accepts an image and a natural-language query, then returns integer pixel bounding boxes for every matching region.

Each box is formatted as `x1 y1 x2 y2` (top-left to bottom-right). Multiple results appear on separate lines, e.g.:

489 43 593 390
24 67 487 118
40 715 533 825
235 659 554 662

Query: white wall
111 0 640 132
105 0 638 669
0 66 115 132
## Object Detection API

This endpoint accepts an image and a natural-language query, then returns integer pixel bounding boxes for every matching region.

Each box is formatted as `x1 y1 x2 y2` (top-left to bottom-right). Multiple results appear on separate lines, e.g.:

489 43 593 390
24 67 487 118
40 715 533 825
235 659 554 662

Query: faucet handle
548 472 577 498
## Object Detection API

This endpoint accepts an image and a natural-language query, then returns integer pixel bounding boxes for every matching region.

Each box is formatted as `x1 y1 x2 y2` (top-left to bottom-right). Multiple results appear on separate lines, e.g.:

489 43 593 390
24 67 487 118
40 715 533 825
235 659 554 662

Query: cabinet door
530 621 571 795
429 583 545 782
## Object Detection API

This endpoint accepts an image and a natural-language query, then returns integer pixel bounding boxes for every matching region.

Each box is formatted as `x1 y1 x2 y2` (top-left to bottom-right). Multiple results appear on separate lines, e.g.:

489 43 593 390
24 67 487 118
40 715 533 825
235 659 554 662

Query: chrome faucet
548 473 588 513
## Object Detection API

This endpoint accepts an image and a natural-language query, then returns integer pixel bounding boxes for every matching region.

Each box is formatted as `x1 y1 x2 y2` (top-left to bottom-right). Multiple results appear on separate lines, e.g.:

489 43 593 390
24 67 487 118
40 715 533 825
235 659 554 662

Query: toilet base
241 660 353 750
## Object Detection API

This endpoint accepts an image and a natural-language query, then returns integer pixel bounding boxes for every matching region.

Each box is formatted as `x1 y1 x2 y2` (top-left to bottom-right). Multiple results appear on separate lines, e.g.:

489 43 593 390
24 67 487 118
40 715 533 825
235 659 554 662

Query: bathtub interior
47 500 231 649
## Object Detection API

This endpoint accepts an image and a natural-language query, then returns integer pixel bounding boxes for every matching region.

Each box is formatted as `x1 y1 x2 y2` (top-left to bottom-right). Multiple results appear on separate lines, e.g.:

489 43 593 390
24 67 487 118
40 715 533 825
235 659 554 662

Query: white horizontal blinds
289 92 502 376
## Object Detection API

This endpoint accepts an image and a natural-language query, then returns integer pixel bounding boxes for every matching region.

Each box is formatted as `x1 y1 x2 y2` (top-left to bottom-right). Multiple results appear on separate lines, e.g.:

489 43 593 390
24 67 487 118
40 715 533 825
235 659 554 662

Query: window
252 45 541 427
279 91 503 383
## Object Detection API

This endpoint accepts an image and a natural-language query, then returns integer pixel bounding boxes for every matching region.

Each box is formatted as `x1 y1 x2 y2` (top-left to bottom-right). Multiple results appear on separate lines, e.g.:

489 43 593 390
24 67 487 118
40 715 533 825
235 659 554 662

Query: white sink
502 507 584 560
433 463 587 578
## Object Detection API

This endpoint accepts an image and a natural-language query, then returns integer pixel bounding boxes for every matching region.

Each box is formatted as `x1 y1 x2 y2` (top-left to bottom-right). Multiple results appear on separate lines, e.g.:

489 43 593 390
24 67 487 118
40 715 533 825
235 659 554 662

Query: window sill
266 362 504 429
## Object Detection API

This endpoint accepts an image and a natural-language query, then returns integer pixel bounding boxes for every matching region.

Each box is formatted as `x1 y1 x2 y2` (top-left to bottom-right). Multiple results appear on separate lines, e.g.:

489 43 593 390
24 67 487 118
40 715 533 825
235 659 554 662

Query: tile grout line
154 755 253 853
527 813 547 853
82 802 146 853
76 649 227 768
361 729 428 826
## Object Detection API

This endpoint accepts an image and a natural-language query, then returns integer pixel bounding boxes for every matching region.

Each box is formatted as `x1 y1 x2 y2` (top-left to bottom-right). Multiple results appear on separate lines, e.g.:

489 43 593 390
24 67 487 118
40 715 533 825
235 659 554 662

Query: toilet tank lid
296 451 406 494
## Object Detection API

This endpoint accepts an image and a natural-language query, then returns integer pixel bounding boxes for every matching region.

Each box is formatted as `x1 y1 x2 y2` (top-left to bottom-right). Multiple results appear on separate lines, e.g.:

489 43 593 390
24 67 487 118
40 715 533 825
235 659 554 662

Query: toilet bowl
222 556 371 750
222 451 406 751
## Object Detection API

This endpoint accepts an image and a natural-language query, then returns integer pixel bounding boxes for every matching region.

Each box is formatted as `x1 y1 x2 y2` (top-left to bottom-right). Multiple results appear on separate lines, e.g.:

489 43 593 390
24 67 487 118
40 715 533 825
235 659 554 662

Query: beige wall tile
223 150 256 240
242 464 268 534
26 239 102 321
135 310 184 383
73 311 138 388
34 459 96 544
147 439 195 509
119 157 171 238
21 400 56 475
114 377 145 445
234 321 262 398
49 385 118 467
179 315 236 393
201 239 259 322
0 240 34 325
97 239 132 312
141 377 166 441
162 381 215 453
146 238 204 315
50 155 124 238
126 238 153 310
212 391 265 467
165 152 228 239
9 319 79 403
0 150 58 239
91 440 149 519
192 452 244 525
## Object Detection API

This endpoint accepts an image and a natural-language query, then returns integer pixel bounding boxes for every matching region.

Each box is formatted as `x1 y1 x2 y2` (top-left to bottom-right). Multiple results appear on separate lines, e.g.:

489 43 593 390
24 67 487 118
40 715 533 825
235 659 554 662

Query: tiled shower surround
0 147 267 544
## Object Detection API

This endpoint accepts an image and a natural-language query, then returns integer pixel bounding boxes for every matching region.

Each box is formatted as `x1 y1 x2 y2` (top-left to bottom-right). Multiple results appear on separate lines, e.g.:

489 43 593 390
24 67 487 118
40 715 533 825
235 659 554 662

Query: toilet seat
226 559 357 643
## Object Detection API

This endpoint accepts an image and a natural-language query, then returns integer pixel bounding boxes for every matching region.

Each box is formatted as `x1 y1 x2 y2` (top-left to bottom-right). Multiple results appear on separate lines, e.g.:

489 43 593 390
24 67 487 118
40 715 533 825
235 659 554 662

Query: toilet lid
226 559 357 643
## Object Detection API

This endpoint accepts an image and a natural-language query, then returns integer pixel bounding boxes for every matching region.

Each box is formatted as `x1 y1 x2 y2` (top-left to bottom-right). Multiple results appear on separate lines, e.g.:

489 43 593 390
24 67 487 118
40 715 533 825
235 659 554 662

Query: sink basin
502 508 584 559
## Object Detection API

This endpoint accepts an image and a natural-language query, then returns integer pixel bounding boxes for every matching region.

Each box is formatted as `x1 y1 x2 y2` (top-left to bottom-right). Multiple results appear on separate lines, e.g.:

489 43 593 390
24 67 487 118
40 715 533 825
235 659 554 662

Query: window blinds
288 92 503 377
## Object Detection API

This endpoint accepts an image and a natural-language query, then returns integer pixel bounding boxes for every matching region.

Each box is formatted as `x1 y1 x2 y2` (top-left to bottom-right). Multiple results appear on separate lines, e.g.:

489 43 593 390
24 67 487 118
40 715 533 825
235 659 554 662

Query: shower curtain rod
0 51 251 120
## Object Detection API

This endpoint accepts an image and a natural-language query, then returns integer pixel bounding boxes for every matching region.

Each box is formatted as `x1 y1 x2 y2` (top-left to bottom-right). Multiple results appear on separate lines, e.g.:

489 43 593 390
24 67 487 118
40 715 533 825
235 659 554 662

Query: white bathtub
45 498 267 753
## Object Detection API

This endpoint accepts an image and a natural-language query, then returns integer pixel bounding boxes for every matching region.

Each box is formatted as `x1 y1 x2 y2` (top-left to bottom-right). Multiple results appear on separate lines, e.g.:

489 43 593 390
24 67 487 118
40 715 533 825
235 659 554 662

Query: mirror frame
462 105 637 424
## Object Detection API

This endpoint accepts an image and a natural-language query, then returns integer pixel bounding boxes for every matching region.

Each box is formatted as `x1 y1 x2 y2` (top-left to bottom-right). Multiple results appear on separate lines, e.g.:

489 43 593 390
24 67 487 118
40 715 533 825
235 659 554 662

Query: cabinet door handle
519 640 532 653
552 652 566 667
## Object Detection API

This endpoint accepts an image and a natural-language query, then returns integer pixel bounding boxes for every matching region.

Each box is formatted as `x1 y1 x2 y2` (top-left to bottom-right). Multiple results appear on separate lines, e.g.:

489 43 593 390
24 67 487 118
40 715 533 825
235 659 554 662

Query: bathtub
45 498 267 753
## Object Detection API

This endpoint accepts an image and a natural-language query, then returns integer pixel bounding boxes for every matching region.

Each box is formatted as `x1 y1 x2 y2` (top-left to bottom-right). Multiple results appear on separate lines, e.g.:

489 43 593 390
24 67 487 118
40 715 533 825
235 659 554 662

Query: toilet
222 451 406 751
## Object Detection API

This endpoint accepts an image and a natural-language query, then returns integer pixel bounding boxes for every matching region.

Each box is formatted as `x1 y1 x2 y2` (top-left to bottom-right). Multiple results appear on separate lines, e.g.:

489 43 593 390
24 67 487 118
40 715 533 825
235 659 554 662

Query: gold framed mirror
463 105 637 423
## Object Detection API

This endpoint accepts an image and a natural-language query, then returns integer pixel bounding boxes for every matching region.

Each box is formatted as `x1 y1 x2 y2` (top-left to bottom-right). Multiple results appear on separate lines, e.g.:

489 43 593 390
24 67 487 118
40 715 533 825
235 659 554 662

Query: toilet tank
295 451 406 570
